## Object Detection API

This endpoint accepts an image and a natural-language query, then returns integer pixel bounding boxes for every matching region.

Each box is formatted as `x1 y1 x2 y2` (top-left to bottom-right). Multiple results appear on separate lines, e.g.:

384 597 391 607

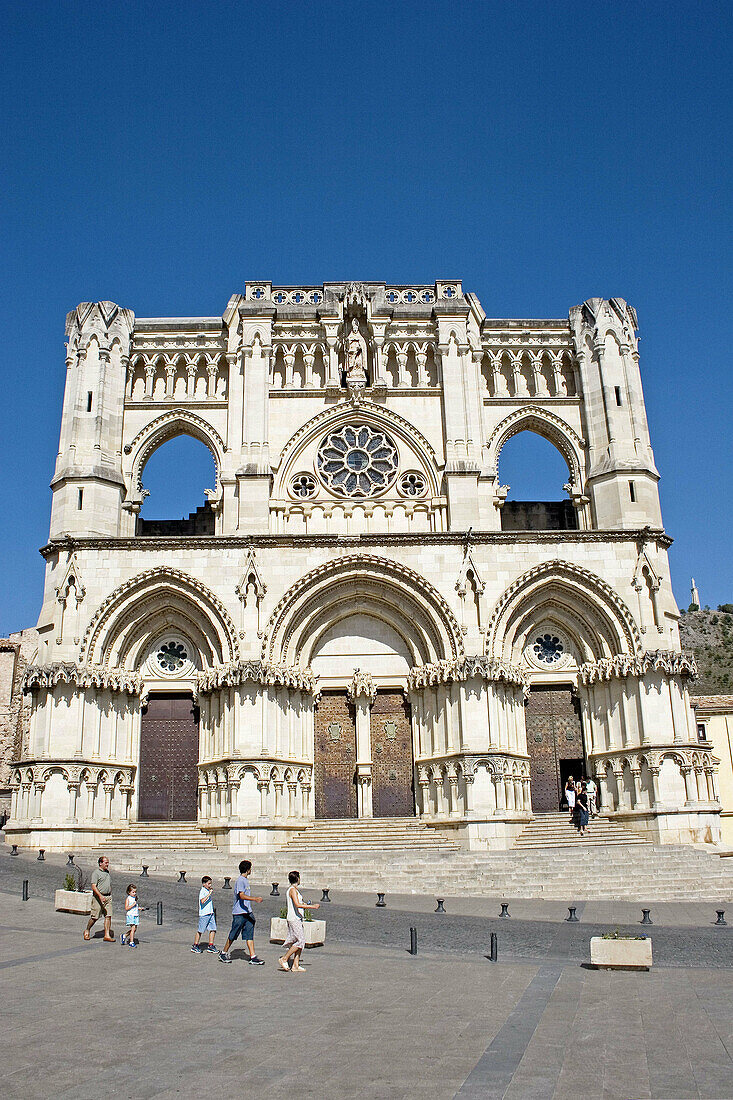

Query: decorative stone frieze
23 663 141 695
196 661 316 694
579 651 697 685
346 669 377 704
407 656 527 691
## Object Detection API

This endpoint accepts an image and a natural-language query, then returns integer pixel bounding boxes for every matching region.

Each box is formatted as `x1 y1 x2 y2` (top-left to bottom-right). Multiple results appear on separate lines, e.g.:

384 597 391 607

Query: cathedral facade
6 281 719 851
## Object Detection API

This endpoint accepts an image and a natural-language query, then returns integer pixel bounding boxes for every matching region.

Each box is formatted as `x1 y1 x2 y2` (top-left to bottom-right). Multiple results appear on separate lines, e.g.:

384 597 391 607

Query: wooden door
138 693 199 821
314 691 357 819
525 686 584 812
370 691 414 818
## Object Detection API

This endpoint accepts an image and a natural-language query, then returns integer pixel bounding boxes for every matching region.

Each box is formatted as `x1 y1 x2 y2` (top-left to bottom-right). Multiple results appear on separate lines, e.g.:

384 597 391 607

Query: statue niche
342 316 370 390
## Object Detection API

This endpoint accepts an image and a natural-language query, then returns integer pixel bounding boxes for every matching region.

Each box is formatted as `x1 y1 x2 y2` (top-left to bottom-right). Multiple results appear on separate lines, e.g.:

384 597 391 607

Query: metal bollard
499 902 510 919
37 849 45 861
156 901 163 925
640 909 653 925
321 888 331 903
489 932 498 962
715 910 727 926
435 898 446 913
10 844 18 856
376 892 386 907
409 927 418 955
566 906 579 922
66 854 75 866
140 866 149 878
223 876 231 890
22 879 29 902
177 870 186 883
270 882 279 896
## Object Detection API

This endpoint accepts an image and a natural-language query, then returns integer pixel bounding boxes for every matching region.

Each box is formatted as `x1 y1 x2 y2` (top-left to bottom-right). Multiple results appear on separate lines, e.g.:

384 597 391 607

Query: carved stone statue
345 317 368 386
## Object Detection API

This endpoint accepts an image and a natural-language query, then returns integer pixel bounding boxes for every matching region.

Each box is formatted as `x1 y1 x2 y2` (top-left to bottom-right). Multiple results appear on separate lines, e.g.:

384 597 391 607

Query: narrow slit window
86 391 93 412
614 386 622 406
77 488 84 510
629 481 636 502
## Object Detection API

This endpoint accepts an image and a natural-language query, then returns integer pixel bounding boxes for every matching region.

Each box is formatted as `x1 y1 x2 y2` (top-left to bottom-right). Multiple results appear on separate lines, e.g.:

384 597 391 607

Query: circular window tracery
399 471 427 497
532 633 564 665
290 473 317 499
156 640 189 673
316 425 398 497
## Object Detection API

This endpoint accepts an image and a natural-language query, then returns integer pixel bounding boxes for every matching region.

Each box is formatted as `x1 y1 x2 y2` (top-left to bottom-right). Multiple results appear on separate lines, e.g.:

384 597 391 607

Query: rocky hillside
679 607 733 696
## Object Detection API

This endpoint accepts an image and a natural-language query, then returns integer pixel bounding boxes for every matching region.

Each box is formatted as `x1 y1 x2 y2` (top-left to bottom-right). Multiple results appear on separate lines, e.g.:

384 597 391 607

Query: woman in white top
565 777 577 821
278 870 319 973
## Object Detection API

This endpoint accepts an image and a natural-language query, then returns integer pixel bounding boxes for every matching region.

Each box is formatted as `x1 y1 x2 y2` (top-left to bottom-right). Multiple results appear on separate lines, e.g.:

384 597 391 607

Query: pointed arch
123 410 225 498
486 405 586 487
79 567 240 668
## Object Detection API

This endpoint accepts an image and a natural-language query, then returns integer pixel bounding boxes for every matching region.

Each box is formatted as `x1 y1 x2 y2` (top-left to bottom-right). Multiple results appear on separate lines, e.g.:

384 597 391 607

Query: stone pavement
2 857 733 1098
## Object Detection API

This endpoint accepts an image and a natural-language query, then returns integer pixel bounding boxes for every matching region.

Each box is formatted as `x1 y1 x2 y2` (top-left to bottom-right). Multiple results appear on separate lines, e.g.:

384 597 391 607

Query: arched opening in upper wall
498 430 577 531
136 435 216 536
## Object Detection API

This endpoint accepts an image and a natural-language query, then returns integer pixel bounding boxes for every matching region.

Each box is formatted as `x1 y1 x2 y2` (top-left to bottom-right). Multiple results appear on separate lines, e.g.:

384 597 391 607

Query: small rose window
157 640 188 673
532 634 564 665
399 471 426 497
290 473 317 499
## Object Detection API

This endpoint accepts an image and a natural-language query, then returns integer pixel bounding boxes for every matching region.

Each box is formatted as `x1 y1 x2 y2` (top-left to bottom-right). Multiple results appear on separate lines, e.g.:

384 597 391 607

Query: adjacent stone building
5 282 719 851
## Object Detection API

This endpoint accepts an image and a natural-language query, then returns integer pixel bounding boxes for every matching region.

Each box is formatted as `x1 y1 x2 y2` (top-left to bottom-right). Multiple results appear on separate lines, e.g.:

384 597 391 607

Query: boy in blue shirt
191 875 218 954
218 860 264 964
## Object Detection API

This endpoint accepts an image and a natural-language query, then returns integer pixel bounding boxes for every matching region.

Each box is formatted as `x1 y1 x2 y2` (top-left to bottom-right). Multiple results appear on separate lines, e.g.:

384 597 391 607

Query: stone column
102 784 114 820
206 361 218 398
348 670 377 819
144 363 155 399
257 780 270 819
273 781 284 821
301 783 311 818
681 766 696 804
417 770 431 817
287 782 297 819
164 362 175 398
67 780 80 823
705 767 717 802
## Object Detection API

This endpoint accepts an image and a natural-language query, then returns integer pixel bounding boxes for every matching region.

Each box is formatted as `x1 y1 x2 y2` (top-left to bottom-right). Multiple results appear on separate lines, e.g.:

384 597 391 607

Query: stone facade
0 630 38 813
691 696 733 846
4 282 720 850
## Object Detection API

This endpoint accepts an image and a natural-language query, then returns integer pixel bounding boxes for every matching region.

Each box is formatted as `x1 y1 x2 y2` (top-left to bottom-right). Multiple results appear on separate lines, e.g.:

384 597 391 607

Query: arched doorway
310 613 415 819
524 685 585 812
138 692 199 821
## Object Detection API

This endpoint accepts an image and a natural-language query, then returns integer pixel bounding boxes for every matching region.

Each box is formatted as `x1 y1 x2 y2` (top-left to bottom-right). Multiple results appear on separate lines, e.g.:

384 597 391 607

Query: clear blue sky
1 0 731 634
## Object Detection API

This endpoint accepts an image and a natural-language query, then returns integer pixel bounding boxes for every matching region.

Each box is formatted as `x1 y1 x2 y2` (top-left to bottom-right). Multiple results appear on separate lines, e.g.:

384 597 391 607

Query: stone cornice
40 528 672 558
579 651 697 684
197 661 316 694
23 663 141 695
408 656 527 691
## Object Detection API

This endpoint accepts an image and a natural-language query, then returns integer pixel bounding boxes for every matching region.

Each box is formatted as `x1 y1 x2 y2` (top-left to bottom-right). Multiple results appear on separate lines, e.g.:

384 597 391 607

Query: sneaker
129 941 138 948
119 934 126 945
190 944 203 953
205 944 218 953
218 951 233 963
248 955 265 965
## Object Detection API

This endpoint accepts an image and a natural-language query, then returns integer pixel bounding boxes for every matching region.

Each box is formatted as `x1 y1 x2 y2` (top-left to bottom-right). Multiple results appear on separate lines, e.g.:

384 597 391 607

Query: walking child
278 871 319 973
120 884 139 947
218 860 264 964
191 876 218 953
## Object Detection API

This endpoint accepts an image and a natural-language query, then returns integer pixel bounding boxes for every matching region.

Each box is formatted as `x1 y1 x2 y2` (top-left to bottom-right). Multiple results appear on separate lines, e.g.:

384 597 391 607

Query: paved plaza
1 853 733 1098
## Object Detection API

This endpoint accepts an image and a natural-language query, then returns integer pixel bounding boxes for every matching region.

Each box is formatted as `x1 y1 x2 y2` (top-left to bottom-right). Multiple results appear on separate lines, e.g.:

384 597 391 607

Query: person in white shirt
584 775 598 818
191 876 218 954
278 870 319 973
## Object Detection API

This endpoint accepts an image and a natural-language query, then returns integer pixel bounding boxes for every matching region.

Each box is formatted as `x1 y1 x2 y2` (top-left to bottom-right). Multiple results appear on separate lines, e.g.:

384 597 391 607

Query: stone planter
269 916 326 948
54 889 92 915
590 935 652 970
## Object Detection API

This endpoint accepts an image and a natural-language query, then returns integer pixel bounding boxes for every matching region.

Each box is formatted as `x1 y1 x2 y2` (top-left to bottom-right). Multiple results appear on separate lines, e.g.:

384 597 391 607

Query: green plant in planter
63 873 77 892
601 929 647 940
279 907 287 919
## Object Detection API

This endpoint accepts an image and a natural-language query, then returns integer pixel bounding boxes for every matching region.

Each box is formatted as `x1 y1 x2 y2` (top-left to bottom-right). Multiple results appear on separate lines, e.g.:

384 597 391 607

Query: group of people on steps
563 775 597 836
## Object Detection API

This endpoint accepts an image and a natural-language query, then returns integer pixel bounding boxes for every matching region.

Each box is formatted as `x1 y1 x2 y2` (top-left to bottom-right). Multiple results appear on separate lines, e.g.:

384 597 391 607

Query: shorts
283 917 305 951
228 912 255 942
198 913 217 934
126 916 139 926
90 895 113 920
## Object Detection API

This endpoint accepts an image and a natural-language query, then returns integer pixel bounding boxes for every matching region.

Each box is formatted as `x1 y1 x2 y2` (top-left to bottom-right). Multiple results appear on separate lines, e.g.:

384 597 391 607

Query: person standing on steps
218 860 264 964
564 776 576 822
84 855 114 942
576 782 590 836
585 774 598 818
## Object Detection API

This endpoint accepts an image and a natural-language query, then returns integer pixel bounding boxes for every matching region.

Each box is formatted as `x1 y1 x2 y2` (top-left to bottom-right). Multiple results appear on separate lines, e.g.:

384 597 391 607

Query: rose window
532 633 564 665
157 640 189 673
399 471 426 497
317 425 398 497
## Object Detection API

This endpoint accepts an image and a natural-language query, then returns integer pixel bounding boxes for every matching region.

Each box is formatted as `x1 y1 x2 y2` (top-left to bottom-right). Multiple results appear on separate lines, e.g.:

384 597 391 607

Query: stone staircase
280 818 462 853
99 821 217 854
95 817 733 901
513 813 648 849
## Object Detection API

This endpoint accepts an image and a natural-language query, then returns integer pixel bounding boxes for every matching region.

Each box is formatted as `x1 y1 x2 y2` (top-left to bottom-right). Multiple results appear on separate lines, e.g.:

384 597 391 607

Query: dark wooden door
314 691 357 819
525 686 584 813
371 691 414 818
138 693 199 821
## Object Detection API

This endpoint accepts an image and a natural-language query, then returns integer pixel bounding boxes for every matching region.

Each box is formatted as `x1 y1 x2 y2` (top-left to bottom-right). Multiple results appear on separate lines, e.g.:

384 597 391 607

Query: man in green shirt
84 855 115 942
